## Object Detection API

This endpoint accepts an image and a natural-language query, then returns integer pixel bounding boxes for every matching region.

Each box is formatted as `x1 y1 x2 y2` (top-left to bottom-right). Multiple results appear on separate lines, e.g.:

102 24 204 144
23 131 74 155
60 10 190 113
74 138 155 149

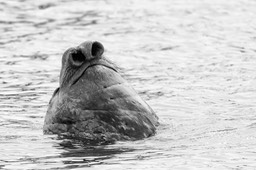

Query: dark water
1 0 256 169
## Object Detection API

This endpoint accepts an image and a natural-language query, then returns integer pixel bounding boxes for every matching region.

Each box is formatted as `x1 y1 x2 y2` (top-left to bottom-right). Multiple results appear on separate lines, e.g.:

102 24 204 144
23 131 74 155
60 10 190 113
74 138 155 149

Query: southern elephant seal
43 41 159 143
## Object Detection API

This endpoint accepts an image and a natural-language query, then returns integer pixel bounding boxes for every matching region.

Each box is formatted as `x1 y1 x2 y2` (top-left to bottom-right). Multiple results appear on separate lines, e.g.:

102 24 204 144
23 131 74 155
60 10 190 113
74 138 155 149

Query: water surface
1 0 256 169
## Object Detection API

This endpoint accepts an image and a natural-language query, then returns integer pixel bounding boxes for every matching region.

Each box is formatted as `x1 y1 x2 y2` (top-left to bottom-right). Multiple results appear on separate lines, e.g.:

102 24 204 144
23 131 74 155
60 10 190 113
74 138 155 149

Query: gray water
1 0 256 169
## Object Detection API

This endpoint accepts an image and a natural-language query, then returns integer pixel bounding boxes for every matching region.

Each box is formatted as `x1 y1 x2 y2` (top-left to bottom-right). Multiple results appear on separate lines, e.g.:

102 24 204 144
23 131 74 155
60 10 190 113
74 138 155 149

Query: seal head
43 41 159 143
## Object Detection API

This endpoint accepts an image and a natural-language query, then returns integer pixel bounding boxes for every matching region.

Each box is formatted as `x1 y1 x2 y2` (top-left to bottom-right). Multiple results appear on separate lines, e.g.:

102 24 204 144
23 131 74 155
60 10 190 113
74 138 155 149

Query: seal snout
77 41 104 61
69 41 104 67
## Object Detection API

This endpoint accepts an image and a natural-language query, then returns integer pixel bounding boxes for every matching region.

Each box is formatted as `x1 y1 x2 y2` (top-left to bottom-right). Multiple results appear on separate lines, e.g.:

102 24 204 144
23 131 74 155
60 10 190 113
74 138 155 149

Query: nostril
70 49 85 66
91 41 104 57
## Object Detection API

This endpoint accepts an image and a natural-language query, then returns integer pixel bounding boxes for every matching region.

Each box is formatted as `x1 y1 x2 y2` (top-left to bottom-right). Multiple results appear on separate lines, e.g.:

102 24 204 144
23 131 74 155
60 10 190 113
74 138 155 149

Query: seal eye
70 49 85 66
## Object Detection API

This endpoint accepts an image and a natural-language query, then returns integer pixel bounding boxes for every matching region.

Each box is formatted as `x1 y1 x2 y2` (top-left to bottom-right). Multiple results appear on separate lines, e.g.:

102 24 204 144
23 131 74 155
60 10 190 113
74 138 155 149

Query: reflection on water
59 141 135 169
1 0 256 169
1 135 136 169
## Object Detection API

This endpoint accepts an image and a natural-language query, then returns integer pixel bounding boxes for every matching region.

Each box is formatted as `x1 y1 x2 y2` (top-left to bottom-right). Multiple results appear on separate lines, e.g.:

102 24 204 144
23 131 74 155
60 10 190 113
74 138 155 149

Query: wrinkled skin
43 41 159 143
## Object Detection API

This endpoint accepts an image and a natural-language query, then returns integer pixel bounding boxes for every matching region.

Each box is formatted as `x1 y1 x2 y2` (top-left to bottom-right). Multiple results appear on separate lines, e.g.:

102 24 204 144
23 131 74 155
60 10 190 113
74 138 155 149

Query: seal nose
78 41 104 60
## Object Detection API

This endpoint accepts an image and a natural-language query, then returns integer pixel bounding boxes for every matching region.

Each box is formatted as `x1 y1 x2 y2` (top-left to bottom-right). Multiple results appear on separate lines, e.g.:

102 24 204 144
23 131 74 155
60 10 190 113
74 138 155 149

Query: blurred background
0 0 256 169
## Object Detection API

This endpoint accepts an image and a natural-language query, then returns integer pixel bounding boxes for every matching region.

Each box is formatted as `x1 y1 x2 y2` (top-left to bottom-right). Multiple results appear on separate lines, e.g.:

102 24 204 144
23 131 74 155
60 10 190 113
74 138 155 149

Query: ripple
1 0 256 169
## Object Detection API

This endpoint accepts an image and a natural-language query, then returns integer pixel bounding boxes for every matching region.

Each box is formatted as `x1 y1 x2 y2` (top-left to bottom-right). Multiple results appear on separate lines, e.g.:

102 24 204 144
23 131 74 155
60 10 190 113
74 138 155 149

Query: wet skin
43 41 159 143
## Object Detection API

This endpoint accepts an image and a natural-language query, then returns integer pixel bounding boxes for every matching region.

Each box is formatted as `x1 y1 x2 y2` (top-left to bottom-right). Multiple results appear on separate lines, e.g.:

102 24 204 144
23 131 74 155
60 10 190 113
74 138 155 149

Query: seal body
43 41 159 143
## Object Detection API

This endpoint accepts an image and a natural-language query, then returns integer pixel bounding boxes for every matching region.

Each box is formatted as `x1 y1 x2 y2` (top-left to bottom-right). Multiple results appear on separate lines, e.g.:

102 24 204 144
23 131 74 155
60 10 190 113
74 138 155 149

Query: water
1 0 256 169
